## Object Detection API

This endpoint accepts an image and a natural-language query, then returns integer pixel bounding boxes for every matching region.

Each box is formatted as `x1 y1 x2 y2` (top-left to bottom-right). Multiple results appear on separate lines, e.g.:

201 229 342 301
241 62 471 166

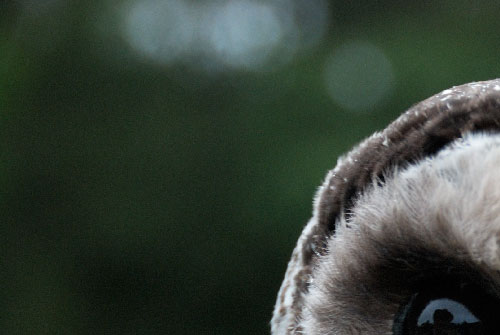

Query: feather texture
272 79 500 334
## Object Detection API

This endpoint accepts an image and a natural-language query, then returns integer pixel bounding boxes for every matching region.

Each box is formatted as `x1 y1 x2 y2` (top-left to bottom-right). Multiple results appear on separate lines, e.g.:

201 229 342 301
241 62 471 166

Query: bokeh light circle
206 0 284 70
324 41 395 112
123 0 195 65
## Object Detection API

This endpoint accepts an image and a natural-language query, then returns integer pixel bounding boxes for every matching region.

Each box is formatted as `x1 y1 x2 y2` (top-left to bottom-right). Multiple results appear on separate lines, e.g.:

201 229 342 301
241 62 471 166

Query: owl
271 79 500 334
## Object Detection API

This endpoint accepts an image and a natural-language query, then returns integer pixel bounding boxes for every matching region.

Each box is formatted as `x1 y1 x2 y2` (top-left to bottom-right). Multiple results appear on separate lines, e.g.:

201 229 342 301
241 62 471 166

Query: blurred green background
1 0 500 334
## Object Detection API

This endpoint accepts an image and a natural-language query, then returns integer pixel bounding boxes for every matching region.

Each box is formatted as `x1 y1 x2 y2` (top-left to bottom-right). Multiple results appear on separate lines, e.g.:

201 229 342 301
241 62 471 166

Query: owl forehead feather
272 79 500 335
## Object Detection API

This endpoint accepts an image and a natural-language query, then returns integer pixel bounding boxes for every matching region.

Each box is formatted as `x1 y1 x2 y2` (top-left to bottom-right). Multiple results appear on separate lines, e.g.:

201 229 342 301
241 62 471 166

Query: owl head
272 79 500 334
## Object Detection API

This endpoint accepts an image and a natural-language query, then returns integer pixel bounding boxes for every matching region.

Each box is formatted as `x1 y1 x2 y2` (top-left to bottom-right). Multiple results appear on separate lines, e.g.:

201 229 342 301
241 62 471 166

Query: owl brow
358 239 496 297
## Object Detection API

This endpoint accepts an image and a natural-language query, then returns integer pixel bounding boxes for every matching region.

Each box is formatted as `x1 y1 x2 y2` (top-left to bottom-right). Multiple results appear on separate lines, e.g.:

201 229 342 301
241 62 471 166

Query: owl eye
394 295 483 334
415 298 479 327
393 283 500 335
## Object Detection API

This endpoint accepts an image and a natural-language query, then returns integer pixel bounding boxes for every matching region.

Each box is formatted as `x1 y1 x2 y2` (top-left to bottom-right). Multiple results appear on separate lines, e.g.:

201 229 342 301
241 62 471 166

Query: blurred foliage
1 0 500 334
